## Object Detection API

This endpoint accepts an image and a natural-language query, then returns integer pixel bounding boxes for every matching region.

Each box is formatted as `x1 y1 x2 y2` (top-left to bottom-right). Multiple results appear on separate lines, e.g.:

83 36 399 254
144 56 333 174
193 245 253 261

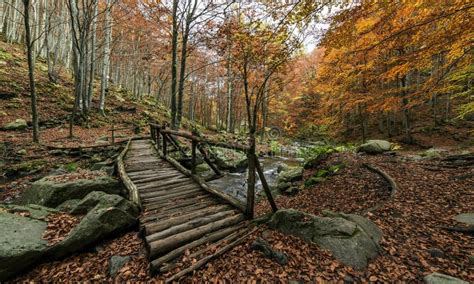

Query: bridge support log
147 214 245 259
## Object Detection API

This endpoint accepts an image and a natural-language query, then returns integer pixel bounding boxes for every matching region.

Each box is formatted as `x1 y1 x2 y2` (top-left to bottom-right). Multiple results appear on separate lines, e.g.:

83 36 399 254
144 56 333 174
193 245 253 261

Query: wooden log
148 194 213 210
138 180 195 194
363 163 398 198
246 143 256 219
133 173 183 184
142 200 217 224
254 154 278 213
143 204 231 235
164 226 258 283
146 210 236 242
191 140 197 174
197 144 222 177
142 191 205 207
157 224 249 273
138 177 192 190
145 195 212 211
148 213 245 259
140 184 200 199
117 139 141 209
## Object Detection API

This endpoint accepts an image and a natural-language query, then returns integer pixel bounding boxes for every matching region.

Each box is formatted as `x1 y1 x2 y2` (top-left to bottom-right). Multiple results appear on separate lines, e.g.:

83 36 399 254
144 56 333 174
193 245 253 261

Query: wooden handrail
149 124 249 151
149 122 278 219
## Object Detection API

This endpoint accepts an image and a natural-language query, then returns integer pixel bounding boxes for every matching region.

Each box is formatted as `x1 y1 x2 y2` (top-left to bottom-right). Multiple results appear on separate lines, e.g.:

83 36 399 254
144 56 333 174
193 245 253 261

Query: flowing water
207 156 302 202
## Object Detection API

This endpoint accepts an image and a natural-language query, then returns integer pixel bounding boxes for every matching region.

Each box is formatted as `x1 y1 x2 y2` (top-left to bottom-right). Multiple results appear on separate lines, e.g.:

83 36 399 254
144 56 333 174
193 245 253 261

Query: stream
206 156 302 202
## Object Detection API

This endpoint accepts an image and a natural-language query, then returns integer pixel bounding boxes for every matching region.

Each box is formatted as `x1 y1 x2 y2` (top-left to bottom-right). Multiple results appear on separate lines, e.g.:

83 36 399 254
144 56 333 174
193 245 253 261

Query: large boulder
211 147 248 172
424 272 468 284
49 206 137 259
357 140 392 154
2 118 27 130
269 209 381 270
19 175 121 207
0 205 50 281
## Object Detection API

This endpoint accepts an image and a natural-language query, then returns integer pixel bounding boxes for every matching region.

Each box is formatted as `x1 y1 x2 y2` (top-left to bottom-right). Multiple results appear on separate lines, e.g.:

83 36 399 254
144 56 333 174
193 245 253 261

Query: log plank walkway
123 139 251 277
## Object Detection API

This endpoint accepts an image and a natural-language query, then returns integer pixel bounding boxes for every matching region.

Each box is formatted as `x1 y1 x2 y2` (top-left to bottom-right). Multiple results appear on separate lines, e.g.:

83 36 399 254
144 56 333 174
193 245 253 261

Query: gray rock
428 247 444 258
56 199 81 212
211 147 248 172
424 272 468 284
19 175 121 207
16 149 27 155
276 163 289 173
3 118 27 130
0 209 48 281
69 191 139 216
49 206 137 259
357 140 392 154
468 255 474 265
282 186 300 196
277 166 304 183
109 255 132 277
275 182 291 192
1 204 58 220
269 209 381 270
454 212 474 226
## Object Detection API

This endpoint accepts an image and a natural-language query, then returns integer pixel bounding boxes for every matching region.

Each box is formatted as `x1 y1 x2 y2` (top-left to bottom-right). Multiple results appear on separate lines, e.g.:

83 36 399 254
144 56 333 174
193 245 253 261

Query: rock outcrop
19 175 121 207
269 209 382 270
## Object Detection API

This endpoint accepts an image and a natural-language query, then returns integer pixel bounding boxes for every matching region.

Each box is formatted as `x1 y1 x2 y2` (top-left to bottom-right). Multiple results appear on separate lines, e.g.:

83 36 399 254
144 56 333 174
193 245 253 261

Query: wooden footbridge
117 123 278 281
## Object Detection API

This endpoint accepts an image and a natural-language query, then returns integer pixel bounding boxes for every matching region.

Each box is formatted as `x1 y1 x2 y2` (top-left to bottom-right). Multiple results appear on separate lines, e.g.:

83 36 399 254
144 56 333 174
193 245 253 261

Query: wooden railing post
245 136 256 219
111 123 115 145
150 124 155 142
191 140 197 175
254 154 278 213
162 127 167 157
156 126 161 152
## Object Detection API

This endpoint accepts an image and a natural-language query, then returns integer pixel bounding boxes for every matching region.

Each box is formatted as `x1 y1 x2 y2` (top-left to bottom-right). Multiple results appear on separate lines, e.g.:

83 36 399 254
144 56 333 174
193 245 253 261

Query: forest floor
8 148 473 283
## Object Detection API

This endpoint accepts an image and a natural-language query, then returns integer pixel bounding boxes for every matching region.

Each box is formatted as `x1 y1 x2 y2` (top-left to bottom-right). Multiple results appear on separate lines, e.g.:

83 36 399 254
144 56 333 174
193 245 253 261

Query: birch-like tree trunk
22 0 39 142
99 0 112 113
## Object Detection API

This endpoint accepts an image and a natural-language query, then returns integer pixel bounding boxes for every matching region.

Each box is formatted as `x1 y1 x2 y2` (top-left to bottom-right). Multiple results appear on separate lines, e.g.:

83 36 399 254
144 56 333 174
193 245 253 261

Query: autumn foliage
284 1 473 141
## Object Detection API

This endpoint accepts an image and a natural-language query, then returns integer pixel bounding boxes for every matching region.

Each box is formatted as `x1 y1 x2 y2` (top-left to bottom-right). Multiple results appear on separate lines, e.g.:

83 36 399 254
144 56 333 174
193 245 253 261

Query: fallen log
438 225 474 235
363 163 398 198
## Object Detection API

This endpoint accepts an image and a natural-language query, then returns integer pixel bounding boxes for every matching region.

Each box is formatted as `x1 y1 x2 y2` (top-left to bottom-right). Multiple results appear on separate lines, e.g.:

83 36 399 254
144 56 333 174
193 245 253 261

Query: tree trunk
22 0 39 143
99 0 112 114
170 0 178 128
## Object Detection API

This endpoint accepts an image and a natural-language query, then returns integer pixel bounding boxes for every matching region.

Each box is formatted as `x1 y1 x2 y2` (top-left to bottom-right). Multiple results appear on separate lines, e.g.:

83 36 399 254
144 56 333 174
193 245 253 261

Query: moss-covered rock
423 272 468 284
269 209 381 270
210 147 248 172
0 208 48 281
277 166 303 183
357 140 392 154
19 175 121 207
2 118 27 130
69 191 138 216
49 206 137 259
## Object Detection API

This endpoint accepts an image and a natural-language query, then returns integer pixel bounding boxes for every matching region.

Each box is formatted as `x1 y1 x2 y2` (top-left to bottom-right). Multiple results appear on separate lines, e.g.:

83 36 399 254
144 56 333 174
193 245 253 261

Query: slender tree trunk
99 0 112 114
22 0 39 143
87 0 97 109
170 0 178 128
